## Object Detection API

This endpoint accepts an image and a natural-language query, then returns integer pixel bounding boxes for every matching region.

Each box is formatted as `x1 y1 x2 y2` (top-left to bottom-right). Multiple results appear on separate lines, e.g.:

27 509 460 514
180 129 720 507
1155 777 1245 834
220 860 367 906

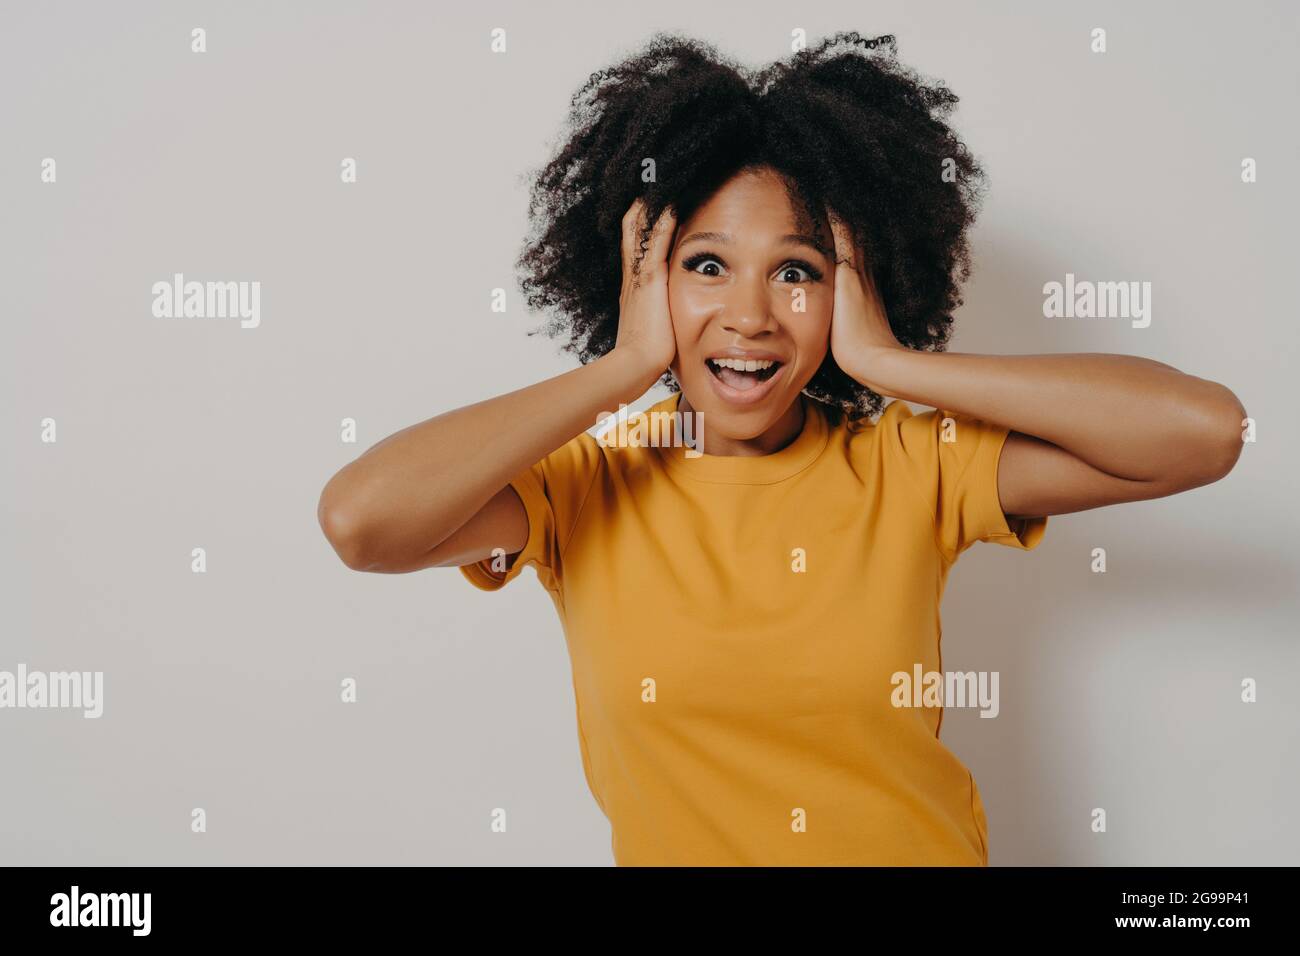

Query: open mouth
705 357 784 392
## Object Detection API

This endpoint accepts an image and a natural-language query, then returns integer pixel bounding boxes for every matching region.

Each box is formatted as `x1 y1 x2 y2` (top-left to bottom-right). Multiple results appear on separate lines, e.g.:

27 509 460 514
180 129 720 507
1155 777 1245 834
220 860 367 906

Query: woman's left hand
827 213 903 391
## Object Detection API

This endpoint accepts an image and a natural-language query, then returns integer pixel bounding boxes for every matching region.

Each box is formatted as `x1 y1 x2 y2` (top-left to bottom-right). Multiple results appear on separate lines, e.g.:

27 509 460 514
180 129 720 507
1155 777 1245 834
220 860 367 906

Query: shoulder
837 401 1006 491
590 394 686 466
541 427 606 478
838 398 927 459
845 401 999 456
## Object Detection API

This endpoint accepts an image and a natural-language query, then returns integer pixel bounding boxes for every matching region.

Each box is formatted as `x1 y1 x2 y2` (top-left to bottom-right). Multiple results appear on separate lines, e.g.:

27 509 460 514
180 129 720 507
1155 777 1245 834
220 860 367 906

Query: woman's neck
676 392 807 457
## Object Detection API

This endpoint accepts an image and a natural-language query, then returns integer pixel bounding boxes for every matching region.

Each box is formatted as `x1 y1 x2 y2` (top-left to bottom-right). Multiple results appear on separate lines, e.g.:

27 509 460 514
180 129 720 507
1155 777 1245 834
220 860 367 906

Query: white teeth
710 357 776 372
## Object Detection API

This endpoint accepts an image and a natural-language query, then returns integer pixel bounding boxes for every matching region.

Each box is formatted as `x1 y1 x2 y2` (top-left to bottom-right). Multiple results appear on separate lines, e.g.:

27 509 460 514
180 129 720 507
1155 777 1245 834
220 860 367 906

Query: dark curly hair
516 30 988 419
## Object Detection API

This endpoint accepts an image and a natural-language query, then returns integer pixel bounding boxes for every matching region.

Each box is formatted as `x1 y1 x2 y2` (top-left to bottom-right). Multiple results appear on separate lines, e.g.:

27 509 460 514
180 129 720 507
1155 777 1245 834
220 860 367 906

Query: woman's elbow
318 484 373 571
1189 384 1248 486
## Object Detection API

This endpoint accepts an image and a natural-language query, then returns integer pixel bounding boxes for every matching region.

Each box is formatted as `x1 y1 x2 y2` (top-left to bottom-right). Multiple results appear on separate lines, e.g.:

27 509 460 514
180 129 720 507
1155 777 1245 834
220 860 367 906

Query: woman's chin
679 379 801 440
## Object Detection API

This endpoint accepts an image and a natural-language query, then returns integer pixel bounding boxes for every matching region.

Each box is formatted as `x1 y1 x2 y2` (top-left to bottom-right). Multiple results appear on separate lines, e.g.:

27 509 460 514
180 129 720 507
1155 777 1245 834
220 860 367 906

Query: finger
621 198 648 284
827 212 859 274
828 212 870 305
645 205 677 274
827 210 880 295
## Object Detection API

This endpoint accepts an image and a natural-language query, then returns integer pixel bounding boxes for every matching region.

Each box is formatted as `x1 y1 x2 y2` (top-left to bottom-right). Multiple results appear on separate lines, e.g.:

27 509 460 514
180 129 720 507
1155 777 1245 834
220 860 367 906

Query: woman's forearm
318 349 654 569
854 349 1246 484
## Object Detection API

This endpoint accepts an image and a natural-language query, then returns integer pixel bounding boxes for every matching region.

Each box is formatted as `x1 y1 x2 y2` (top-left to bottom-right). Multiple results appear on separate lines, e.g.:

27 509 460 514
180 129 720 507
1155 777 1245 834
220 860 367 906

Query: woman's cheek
668 281 718 334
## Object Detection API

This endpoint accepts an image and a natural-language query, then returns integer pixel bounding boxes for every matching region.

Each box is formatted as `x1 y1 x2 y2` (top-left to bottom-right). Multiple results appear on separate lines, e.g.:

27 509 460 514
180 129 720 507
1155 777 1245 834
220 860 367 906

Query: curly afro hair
517 30 988 419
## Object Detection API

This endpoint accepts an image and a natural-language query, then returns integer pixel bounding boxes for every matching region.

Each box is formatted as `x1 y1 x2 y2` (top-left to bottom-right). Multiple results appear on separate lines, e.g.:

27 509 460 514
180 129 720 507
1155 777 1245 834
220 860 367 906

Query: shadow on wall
930 235 1293 865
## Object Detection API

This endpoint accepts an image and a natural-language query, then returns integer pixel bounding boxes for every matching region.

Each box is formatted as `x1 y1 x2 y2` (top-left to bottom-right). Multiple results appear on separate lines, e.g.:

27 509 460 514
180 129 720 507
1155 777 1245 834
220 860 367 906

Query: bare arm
317 200 678 573
317 352 651 571
824 214 1247 519
860 350 1246 517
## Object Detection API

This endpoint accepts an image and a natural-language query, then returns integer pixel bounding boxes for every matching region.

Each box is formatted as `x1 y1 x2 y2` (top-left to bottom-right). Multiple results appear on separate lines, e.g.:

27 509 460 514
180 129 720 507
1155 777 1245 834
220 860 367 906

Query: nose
718 273 777 339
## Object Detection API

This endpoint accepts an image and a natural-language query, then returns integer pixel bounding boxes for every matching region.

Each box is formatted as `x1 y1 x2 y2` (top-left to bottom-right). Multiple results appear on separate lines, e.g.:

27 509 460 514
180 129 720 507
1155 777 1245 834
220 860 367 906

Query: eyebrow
677 231 830 255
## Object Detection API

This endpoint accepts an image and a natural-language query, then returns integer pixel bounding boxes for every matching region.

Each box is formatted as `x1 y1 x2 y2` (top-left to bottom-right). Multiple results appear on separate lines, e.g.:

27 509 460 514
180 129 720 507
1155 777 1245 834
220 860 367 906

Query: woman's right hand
613 198 678 389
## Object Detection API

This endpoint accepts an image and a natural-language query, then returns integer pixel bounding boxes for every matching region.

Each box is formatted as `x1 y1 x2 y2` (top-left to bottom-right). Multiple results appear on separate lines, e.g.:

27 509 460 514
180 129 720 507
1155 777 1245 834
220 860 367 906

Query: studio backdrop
2 0 1296 865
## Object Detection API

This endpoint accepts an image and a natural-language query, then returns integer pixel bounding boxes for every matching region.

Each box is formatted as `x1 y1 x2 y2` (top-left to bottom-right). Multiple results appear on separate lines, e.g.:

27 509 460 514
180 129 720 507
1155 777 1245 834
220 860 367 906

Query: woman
317 32 1245 866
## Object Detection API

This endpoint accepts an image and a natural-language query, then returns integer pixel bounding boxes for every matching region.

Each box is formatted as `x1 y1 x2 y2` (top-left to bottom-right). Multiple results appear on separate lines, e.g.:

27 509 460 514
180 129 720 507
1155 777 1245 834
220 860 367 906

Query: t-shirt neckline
654 391 831 485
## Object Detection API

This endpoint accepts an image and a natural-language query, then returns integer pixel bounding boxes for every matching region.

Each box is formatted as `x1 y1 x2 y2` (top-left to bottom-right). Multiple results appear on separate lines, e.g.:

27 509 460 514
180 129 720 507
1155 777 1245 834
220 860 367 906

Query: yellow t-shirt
460 392 1047 866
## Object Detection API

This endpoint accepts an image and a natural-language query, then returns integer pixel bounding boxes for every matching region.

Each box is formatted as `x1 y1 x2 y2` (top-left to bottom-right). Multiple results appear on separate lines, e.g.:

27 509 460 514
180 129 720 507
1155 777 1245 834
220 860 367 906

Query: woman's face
667 166 835 440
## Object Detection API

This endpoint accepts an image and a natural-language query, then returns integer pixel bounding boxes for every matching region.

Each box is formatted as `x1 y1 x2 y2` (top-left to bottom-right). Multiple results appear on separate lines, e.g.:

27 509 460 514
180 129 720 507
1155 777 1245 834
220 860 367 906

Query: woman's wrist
842 344 913 399
606 346 671 397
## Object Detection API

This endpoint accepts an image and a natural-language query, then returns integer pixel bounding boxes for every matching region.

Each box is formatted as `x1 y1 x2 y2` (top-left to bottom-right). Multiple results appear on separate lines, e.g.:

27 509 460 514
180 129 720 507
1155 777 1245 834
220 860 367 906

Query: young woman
317 33 1246 866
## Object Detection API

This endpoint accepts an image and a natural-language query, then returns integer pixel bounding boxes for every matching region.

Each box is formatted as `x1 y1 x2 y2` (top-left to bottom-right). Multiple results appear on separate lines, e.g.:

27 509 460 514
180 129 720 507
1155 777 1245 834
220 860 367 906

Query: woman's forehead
676 168 830 240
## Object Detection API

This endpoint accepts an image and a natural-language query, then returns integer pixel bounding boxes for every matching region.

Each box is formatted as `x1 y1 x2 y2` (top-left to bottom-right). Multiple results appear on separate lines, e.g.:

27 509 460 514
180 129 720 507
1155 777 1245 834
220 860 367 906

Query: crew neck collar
654 391 830 485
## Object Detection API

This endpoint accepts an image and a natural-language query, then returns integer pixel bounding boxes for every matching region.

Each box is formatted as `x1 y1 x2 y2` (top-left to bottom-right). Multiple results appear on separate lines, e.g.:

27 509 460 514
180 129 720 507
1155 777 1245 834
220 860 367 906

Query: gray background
2 0 1296 865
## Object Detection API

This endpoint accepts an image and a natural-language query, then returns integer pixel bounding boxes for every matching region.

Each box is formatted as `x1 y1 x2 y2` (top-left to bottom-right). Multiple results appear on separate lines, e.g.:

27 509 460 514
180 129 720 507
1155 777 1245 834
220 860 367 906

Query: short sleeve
458 430 604 593
885 401 1047 562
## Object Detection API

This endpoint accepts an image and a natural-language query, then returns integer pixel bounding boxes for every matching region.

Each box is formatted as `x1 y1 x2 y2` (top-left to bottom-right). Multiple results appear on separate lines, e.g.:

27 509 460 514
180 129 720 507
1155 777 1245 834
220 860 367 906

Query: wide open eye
777 260 824 283
682 253 726 277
